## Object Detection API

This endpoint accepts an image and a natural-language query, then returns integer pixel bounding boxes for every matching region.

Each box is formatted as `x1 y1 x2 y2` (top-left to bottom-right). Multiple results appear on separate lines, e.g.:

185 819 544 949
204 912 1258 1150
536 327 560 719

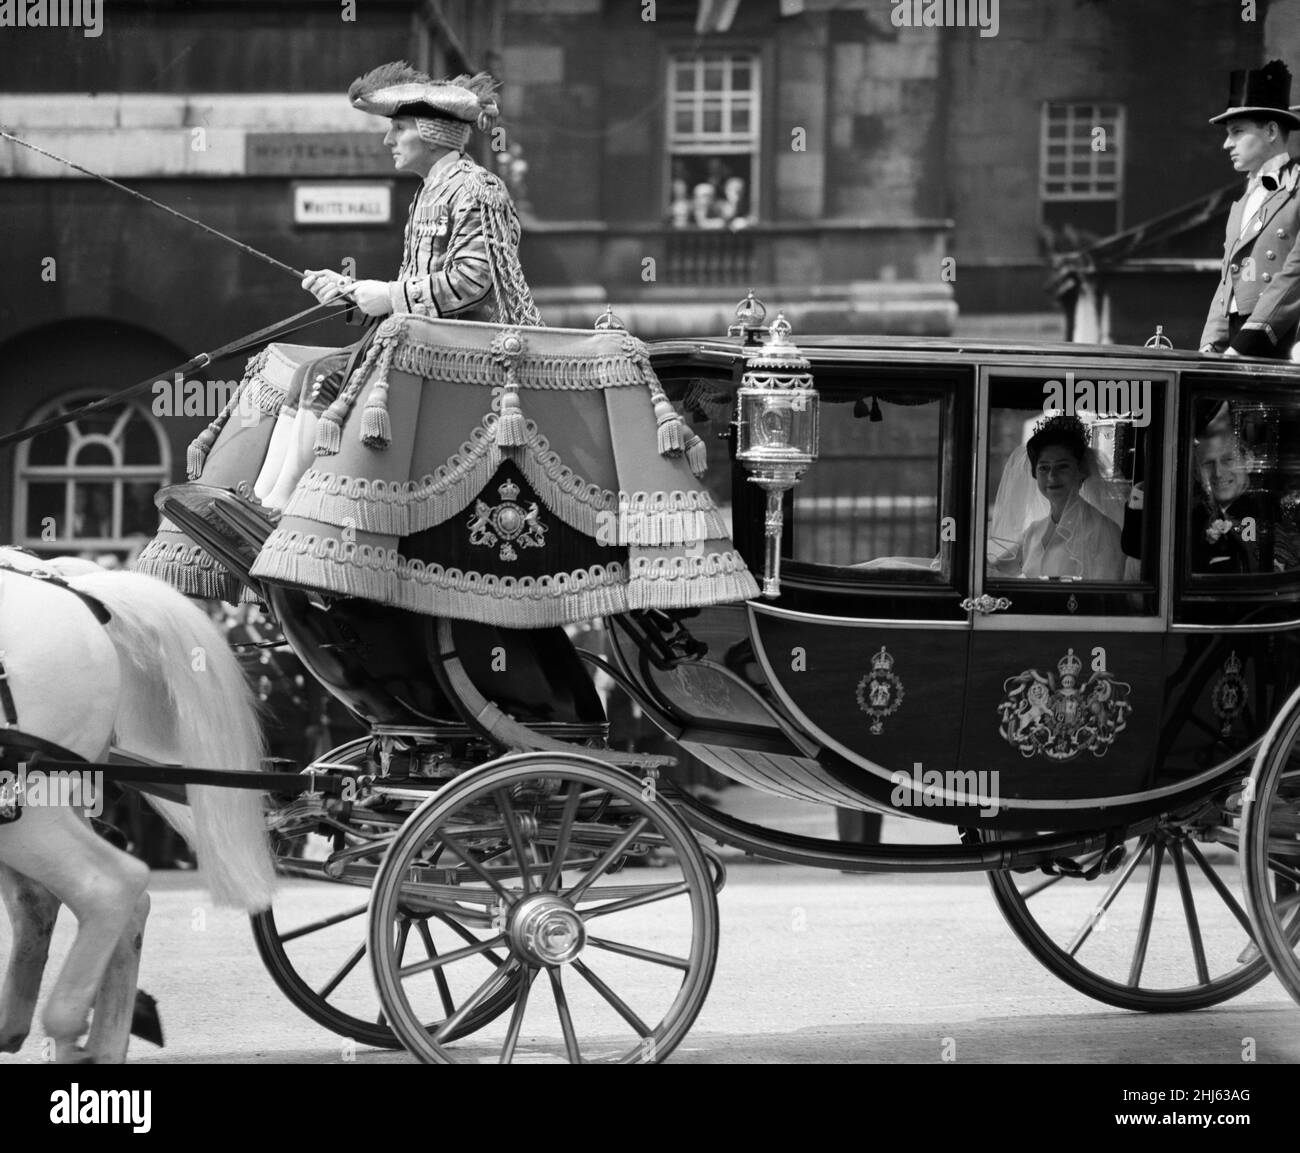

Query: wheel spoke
542 782 583 892
579 881 690 920
1266 854 1300 888
416 920 457 1018
548 968 582 1064
1127 840 1165 986
317 940 367 1000
586 934 691 971
1184 838 1256 939
565 816 651 903
276 903 369 943
572 959 651 1037
399 932 508 980
1170 842 1210 986
432 958 520 1045
1020 872 1068 901
499 966 537 1064
434 913 511 967
1065 835 1150 956
496 790 533 897
437 831 515 904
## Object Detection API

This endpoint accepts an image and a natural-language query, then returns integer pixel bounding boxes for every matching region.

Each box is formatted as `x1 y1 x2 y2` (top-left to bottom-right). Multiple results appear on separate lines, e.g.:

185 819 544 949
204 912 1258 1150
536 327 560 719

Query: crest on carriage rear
856 646 905 735
467 478 548 562
997 647 1132 761
1211 650 1248 737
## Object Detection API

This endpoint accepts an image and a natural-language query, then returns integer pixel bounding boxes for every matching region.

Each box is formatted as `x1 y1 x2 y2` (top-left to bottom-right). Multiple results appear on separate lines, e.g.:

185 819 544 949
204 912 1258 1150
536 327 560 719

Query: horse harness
0 559 112 824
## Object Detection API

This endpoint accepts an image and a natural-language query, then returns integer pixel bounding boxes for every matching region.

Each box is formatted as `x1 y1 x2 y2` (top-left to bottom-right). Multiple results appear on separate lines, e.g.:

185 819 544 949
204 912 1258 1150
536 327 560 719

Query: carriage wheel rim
366 754 719 1064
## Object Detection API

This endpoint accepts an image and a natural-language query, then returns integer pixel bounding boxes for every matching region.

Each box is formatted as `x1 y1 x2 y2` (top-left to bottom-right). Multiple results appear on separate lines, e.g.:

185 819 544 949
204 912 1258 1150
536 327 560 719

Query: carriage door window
1177 388 1300 622
982 371 1164 618
15 395 168 559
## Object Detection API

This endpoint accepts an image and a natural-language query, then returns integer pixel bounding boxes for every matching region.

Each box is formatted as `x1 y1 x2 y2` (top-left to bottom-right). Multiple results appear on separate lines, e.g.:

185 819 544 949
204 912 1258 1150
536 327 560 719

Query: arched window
14 394 170 556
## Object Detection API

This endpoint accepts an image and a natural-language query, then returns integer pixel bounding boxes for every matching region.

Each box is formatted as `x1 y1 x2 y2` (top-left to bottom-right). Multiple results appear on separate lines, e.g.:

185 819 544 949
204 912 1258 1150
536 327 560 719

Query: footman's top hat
1210 59 1300 129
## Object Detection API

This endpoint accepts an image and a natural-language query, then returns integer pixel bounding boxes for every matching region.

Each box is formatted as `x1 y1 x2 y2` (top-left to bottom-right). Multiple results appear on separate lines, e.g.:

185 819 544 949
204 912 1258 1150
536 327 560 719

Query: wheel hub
509 894 586 966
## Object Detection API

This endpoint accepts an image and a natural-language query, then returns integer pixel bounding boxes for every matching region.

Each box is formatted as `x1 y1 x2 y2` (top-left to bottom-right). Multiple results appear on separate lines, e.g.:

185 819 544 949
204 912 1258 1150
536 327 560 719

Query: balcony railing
664 229 757 286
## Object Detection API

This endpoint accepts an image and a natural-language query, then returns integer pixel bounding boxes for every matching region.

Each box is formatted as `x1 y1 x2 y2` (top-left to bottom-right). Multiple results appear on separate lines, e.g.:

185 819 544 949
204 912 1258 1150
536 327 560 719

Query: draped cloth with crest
137 314 757 626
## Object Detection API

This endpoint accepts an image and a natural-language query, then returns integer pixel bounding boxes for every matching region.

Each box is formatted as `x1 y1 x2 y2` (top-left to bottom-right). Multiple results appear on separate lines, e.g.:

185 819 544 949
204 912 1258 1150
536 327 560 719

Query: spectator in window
719 177 750 229
691 182 728 229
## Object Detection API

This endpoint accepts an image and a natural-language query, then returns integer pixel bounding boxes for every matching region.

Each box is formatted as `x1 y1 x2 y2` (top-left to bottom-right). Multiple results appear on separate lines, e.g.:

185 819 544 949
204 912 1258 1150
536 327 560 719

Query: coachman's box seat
137 315 759 628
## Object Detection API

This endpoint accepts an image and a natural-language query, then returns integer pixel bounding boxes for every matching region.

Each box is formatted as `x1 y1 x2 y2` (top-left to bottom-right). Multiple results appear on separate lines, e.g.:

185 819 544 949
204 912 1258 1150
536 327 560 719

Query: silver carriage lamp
735 312 820 598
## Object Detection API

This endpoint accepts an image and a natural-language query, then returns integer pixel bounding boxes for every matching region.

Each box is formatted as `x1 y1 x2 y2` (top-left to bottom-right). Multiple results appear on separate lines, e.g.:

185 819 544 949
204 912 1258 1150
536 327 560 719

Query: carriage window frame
778 367 971 596
980 370 1165 618
1176 378 1300 619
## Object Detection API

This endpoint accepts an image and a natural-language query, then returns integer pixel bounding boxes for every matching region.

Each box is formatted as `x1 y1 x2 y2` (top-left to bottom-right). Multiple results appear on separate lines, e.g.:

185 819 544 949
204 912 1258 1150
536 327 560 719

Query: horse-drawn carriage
5 295 1300 1063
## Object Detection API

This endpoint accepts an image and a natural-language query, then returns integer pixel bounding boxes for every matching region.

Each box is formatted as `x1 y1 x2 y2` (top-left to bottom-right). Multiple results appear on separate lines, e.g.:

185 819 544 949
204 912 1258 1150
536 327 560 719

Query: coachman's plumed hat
349 61 500 150
1210 58 1300 130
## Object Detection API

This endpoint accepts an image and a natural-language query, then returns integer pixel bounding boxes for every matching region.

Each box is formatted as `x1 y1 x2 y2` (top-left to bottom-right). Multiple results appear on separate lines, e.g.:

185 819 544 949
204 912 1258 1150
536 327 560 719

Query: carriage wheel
1240 696 1300 1007
252 741 518 1048
981 802 1278 1012
368 752 719 1064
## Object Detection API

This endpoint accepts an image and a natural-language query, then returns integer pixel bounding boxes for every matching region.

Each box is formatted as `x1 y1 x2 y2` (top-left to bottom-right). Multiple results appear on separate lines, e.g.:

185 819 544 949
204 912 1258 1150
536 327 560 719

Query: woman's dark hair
1027 413 1089 470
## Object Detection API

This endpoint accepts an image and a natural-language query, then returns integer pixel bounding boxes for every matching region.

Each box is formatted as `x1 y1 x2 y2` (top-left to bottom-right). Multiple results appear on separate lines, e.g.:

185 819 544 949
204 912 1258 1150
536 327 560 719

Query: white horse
0 548 275 1062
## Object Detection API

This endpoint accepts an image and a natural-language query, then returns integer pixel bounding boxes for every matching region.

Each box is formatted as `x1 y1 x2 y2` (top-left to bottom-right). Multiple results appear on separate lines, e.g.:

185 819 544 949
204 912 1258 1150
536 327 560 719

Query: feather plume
348 60 431 103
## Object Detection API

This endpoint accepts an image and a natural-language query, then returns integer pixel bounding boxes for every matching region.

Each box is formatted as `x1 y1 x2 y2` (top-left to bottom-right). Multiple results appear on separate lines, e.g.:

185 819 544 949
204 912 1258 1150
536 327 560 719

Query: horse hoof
130 991 164 1047
0 1032 27 1053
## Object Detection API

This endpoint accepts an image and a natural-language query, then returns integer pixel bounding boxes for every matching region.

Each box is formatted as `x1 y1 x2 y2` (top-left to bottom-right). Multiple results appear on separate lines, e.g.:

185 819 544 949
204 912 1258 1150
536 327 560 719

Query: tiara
1031 412 1091 444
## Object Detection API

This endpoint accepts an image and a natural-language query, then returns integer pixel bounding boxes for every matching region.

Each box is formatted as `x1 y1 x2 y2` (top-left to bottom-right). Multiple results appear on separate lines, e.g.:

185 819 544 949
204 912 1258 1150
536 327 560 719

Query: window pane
793 387 947 575
986 379 1150 589
25 482 64 538
704 65 724 91
73 483 115 539
72 405 122 439
674 109 694 135
733 106 751 132
732 64 752 89
77 442 115 466
27 425 69 466
122 411 162 464
702 108 722 134
1186 396 1300 576
122 481 159 537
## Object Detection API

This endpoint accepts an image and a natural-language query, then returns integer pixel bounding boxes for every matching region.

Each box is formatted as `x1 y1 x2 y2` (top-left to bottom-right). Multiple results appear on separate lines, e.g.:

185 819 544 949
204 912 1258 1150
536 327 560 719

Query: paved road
2 868 1296 1065
2 794 1297 1064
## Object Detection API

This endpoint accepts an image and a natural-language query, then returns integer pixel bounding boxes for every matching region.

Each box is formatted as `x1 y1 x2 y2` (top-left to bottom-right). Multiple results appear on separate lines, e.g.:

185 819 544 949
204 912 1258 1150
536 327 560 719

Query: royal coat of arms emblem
1210 650 1248 737
467 478 548 562
997 647 1132 761
856 646 905 735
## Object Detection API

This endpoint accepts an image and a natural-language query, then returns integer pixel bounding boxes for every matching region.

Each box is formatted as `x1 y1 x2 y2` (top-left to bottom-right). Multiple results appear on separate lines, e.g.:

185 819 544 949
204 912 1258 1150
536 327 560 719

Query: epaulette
461 162 511 208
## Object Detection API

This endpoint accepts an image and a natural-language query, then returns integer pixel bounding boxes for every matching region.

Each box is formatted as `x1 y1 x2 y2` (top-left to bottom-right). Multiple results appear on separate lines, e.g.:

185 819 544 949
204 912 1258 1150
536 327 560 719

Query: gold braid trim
281 401 730 545
627 550 760 609
468 168 545 328
252 532 755 625
133 535 242 601
185 348 270 478
388 338 652 389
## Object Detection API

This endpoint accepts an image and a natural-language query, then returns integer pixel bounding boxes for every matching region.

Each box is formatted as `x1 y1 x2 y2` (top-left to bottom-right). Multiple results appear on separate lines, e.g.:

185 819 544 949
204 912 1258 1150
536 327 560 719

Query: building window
15 395 169 556
1040 102 1124 238
666 51 759 230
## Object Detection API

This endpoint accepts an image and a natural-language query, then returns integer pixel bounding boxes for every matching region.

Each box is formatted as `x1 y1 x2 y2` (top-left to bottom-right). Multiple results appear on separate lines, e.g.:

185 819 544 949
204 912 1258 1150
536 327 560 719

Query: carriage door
743 367 975 795
965 366 1171 809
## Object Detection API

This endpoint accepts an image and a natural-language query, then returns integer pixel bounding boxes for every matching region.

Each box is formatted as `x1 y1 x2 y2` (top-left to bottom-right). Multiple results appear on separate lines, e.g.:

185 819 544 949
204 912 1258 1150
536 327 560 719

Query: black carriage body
626 335 1300 831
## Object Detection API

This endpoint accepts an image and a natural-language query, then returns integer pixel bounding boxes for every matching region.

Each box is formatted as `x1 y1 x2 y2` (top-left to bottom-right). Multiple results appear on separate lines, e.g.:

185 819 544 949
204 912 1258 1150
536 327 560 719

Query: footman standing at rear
1200 60 1300 358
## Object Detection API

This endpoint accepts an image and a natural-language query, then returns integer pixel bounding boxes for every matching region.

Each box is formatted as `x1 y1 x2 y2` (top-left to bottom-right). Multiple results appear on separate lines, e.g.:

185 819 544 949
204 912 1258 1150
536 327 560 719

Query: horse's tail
64 570 276 911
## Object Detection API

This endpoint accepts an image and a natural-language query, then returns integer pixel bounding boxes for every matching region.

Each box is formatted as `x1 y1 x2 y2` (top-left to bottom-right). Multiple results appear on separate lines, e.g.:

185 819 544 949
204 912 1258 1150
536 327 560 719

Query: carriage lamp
735 313 820 598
